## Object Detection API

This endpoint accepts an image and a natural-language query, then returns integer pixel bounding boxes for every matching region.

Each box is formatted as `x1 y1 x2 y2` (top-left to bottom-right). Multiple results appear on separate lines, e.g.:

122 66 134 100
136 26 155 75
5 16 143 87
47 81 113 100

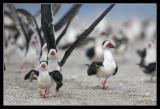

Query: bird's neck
103 49 115 64
39 69 49 75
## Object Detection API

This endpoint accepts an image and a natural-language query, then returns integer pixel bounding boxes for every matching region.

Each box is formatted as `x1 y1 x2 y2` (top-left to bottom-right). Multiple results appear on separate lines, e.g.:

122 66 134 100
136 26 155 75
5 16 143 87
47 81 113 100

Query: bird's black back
86 46 95 59
49 70 63 83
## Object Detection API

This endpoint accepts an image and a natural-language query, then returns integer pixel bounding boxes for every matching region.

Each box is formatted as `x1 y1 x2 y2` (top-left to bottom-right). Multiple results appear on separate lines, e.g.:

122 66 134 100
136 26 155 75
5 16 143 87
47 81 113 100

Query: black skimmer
137 40 156 81
24 43 48 81
24 60 63 98
86 40 118 89
17 37 39 73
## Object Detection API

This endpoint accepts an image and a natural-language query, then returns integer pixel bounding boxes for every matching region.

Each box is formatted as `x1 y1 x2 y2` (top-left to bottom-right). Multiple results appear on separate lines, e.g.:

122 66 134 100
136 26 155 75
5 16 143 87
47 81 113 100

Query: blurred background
3 4 157 105
4 3 156 28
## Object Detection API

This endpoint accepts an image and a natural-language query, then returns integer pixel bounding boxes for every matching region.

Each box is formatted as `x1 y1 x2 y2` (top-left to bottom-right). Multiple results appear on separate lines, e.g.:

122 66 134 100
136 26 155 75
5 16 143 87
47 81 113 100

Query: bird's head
48 49 58 60
40 61 48 71
31 38 38 47
102 40 115 49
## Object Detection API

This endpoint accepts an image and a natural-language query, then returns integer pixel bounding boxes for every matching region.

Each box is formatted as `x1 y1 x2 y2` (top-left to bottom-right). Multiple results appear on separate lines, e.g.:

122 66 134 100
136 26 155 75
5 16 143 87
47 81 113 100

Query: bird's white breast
37 71 52 88
24 47 38 64
144 48 156 66
96 50 116 79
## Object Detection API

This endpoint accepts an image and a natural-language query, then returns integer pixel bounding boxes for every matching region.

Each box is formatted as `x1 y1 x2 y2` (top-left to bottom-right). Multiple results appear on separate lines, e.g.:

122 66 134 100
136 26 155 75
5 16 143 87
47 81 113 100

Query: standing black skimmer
86 40 118 89
137 40 156 81
24 60 63 98
24 43 48 82
17 37 39 73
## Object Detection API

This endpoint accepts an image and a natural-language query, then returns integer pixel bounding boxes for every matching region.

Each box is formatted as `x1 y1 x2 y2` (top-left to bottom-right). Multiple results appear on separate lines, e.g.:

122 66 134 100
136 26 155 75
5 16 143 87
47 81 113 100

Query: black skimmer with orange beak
17 37 39 73
137 40 156 81
86 40 118 89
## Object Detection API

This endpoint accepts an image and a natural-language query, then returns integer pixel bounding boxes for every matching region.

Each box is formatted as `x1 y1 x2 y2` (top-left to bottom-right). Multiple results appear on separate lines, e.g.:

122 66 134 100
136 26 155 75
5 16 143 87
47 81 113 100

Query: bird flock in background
4 4 156 99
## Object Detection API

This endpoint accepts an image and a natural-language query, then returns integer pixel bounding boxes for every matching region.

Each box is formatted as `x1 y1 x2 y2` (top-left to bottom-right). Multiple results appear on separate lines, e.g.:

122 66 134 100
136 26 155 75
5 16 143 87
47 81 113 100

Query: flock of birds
4 4 156 99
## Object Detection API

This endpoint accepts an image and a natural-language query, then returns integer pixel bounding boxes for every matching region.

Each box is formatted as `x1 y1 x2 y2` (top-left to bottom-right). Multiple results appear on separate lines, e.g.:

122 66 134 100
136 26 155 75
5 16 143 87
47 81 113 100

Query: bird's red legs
17 63 28 73
101 79 108 90
38 88 49 98
44 88 49 98
38 88 44 97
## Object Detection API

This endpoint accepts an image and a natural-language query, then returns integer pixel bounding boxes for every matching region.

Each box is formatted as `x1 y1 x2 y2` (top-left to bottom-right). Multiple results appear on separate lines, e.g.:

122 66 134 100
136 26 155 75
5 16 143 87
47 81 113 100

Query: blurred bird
58 27 79 49
24 61 63 98
110 31 128 61
122 16 142 44
137 40 156 81
86 40 118 89
17 37 39 73
86 32 105 61
4 37 25 64
144 19 156 41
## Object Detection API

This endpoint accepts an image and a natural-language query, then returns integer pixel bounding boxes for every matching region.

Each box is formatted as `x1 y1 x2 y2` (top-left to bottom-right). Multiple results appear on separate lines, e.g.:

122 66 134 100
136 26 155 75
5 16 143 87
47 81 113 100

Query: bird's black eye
102 40 106 47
